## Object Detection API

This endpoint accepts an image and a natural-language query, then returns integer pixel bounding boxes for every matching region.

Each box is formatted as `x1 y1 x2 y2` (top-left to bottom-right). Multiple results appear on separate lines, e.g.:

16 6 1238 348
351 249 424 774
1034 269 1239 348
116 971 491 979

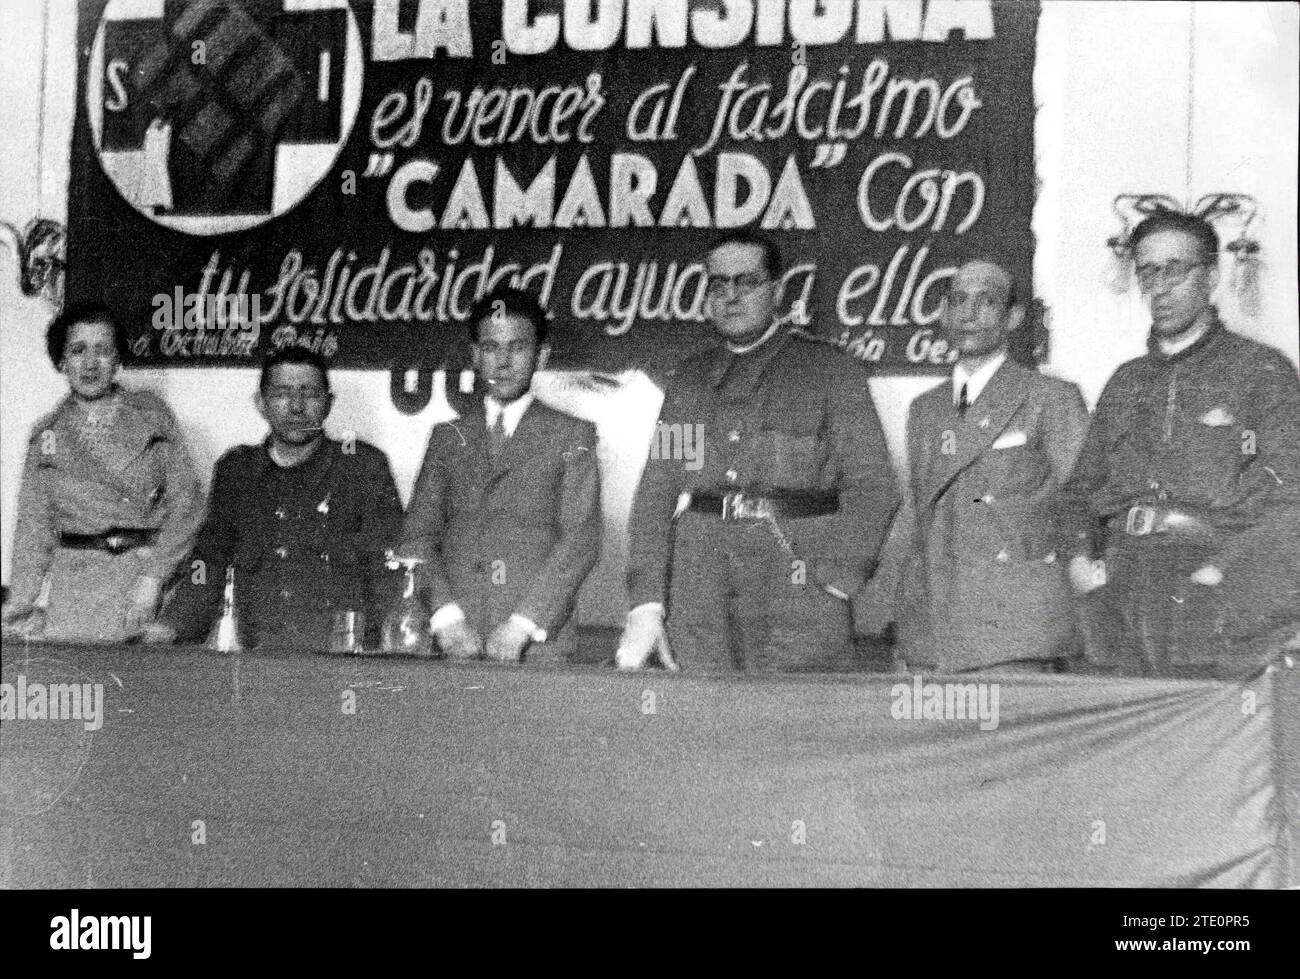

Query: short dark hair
259 345 332 393
1129 208 1220 266
46 302 126 367
466 285 549 345
707 230 782 281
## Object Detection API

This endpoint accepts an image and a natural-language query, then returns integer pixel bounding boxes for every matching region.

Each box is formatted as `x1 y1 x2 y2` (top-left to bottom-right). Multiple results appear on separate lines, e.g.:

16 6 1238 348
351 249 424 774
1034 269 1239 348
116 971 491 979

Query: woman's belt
687 491 838 522
59 529 158 554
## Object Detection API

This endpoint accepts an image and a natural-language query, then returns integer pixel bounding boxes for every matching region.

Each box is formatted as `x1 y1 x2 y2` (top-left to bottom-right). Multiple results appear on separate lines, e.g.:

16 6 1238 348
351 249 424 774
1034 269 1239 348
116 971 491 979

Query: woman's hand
122 576 163 637
1 602 45 640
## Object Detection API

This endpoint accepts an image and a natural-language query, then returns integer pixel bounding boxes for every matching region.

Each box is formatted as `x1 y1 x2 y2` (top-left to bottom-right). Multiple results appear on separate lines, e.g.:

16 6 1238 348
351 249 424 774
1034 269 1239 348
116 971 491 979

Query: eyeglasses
944 290 1007 316
1135 259 1205 290
705 272 770 299
266 386 329 403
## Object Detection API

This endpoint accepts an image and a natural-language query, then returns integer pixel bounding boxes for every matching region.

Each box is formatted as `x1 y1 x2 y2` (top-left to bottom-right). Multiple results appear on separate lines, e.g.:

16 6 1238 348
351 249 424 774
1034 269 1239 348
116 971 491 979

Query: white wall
3 1 1297 626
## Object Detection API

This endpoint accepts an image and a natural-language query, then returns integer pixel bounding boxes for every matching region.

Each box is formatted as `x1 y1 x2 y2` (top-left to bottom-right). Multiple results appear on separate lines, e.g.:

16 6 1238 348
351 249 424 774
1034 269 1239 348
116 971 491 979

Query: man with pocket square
1057 209 1300 678
870 258 1089 673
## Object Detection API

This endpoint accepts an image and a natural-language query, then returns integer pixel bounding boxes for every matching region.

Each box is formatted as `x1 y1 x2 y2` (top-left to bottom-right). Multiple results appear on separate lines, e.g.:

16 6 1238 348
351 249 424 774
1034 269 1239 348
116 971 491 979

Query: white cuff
629 603 665 619
509 613 546 643
430 603 466 632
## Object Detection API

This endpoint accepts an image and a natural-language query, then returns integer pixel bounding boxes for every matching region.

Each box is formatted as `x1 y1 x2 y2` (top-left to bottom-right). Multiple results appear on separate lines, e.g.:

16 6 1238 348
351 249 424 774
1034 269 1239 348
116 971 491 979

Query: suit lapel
921 361 1030 507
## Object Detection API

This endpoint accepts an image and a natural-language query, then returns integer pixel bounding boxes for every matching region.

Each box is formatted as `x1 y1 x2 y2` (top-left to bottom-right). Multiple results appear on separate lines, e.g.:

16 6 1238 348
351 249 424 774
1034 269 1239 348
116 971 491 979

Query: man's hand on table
436 619 484 660
615 605 678 671
486 619 530 663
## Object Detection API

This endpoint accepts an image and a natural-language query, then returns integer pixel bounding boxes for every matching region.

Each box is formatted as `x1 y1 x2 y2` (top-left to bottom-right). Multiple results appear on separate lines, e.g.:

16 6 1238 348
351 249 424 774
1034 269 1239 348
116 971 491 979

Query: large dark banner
67 0 1037 375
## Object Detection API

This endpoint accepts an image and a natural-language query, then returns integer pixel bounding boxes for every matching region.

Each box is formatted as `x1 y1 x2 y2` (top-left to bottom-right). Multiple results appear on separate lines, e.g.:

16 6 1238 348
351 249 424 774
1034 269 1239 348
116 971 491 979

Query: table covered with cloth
1 643 1295 887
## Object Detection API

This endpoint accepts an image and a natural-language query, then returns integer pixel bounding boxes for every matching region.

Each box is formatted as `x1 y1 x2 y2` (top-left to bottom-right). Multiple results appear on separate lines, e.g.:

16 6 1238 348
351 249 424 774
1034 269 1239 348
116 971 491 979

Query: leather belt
688 491 838 522
59 529 158 555
1104 505 1218 545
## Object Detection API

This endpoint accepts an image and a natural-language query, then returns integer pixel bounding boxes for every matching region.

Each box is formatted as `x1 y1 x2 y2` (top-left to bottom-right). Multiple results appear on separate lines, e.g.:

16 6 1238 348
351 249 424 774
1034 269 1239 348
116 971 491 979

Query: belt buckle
1124 504 1156 536
104 534 128 554
724 493 770 521
721 492 740 520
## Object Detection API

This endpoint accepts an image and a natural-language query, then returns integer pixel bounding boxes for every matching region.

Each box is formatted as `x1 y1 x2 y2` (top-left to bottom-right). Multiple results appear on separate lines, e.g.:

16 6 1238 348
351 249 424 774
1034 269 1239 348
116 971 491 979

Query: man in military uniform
616 231 899 672
148 347 403 649
1058 209 1300 677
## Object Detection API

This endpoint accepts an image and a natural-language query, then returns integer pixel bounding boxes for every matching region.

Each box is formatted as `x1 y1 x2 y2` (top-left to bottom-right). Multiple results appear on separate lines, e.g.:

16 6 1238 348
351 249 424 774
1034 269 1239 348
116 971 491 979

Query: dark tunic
162 438 404 650
1057 314 1300 675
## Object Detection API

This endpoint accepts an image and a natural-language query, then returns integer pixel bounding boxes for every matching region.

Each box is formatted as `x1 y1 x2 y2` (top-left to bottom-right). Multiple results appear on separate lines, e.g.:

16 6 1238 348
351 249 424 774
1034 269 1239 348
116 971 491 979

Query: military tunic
1057 314 1300 676
2 387 204 642
627 330 899 671
162 438 404 650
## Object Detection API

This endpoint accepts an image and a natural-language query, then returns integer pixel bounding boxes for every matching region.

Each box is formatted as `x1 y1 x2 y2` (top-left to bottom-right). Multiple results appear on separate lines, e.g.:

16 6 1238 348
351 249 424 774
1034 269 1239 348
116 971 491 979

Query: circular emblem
86 0 363 235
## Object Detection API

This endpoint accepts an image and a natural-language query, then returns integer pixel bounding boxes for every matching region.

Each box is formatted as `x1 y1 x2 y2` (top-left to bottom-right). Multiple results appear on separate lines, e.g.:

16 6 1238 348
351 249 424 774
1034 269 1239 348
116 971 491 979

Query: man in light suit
873 259 1090 673
394 287 601 663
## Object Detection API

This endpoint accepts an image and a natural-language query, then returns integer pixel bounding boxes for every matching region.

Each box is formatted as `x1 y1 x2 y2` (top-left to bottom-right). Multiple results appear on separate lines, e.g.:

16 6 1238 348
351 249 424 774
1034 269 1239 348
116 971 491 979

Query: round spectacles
705 272 770 298
1135 259 1205 291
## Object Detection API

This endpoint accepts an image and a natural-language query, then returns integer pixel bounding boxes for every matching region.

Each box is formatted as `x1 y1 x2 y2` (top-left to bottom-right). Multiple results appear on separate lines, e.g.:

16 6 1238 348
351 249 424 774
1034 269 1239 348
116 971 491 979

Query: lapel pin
317 494 330 516
979 418 990 429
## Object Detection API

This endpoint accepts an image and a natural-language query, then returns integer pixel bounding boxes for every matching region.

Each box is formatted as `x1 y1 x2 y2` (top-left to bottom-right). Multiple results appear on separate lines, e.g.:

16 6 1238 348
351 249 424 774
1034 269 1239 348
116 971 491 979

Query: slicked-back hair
1129 208 1220 266
949 257 1019 308
46 302 127 368
467 285 549 345
706 230 783 281
259 345 332 393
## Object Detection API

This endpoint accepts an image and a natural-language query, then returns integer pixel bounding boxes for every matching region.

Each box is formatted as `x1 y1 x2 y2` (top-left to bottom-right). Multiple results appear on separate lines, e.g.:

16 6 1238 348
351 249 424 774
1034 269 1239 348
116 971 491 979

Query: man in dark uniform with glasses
616 230 899 672
1058 209 1300 677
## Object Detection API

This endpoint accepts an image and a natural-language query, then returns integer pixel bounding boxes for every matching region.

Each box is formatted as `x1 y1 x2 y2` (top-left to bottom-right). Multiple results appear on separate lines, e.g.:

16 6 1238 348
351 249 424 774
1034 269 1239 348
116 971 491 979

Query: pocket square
1199 406 1235 427
991 430 1027 449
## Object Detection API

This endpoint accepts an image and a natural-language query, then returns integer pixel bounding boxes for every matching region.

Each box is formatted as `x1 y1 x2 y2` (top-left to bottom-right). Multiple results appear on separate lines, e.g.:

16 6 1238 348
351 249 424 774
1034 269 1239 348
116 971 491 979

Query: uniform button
275 507 287 520
275 547 288 559
280 590 291 600
978 418 990 429
320 552 330 563
728 430 741 442
982 494 995 503
726 469 738 482
1148 480 1160 490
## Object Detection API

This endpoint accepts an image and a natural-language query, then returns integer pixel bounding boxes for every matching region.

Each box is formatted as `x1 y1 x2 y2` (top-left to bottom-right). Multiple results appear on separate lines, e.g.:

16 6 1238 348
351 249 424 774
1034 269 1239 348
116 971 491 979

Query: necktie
957 382 970 417
488 409 507 461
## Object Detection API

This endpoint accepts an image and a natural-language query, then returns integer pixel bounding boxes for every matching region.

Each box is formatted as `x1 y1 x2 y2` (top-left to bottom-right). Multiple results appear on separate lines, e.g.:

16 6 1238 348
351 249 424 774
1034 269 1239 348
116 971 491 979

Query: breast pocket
765 431 819 487
982 439 1048 497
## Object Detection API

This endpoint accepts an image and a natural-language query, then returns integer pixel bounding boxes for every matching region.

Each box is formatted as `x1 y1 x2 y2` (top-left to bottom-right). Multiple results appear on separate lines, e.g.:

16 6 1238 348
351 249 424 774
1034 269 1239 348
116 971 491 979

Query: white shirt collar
725 320 781 355
1155 319 1211 357
485 392 533 437
953 351 1007 407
